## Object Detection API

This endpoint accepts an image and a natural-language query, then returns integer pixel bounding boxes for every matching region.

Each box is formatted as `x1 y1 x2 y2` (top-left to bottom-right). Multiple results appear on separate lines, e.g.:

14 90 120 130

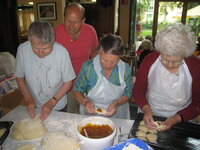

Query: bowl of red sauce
76 116 116 150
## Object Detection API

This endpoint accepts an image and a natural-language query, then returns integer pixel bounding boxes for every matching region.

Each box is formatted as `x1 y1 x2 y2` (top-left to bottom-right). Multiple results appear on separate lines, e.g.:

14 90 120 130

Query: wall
119 3 130 44
18 0 66 27
17 0 131 43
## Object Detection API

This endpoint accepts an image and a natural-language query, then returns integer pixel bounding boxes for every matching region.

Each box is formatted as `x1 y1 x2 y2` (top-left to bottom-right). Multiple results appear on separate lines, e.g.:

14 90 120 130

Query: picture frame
37 2 57 20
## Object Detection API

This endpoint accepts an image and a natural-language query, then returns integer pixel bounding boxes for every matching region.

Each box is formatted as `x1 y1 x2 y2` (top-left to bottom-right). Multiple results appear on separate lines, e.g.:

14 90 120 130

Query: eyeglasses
159 57 184 66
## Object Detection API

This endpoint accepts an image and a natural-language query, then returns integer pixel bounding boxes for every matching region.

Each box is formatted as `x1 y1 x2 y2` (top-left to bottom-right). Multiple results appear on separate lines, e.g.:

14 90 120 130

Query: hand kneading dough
16 144 36 150
11 116 47 140
146 133 157 143
41 131 80 150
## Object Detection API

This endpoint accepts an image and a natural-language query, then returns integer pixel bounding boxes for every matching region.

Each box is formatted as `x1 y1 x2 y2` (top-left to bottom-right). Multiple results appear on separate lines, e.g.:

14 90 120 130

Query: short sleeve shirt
15 41 76 110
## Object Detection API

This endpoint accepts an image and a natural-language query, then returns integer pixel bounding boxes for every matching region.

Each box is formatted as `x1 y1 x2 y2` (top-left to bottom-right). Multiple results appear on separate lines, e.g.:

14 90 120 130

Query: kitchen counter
0 106 134 150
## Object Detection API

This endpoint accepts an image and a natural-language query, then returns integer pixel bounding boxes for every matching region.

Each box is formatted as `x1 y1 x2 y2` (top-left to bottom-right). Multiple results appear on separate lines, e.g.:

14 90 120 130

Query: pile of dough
41 131 80 150
95 108 107 115
11 116 47 140
146 133 157 143
16 144 36 150
135 120 158 143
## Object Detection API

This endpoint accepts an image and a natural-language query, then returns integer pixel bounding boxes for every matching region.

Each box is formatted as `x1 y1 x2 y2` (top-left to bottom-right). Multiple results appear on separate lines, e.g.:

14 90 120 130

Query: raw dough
11 116 47 140
41 131 80 150
148 128 157 134
137 136 147 141
136 131 146 137
154 121 166 130
95 108 107 115
138 125 148 133
139 120 145 126
16 144 36 150
146 133 157 143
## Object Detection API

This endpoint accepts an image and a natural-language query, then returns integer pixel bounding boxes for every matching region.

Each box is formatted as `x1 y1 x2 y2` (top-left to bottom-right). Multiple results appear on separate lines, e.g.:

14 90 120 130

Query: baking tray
128 113 200 150
0 121 13 145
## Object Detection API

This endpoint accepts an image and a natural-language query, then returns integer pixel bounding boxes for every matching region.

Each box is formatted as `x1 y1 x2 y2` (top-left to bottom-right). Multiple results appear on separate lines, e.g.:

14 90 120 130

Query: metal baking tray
0 121 13 145
128 113 200 150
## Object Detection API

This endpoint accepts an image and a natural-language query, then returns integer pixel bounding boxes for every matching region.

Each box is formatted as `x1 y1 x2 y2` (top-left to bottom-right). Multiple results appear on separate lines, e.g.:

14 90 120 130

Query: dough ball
16 144 36 150
95 108 107 115
146 133 157 143
154 121 166 130
136 131 146 137
139 120 145 126
137 136 147 141
138 125 148 133
41 131 80 150
148 128 157 134
11 116 47 140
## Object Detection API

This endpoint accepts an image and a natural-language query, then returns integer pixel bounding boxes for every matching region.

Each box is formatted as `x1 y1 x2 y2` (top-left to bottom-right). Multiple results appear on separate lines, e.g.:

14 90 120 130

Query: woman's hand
143 105 156 129
40 99 56 120
105 101 117 117
159 114 182 131
26 99 37 119
84 99 95 114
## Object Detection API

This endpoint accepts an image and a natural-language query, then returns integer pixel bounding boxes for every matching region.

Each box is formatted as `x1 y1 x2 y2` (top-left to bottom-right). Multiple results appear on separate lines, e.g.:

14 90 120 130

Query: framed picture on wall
37 2 57 20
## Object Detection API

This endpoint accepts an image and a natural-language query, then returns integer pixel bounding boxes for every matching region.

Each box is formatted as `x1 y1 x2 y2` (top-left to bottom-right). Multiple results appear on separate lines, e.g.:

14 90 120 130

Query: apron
147 56 192 117
80 55 130 119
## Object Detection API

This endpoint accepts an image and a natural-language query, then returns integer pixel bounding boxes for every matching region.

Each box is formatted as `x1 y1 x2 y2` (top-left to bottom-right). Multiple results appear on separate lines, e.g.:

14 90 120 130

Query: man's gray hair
28 20 55 44
155 23 196 57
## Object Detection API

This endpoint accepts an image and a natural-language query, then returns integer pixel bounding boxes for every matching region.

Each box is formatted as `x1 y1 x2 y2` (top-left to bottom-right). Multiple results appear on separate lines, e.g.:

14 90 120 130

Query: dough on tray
138 125 148 133
136 131 146 137
41 131 80 150
137 136 147 141
146 133 157 143
154 121 166 130
139 120 145 126
11 116 47 140
16 144 36 150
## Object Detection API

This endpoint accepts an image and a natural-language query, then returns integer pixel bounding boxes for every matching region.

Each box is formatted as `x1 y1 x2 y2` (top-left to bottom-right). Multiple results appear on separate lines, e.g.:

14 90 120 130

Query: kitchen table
0 106 134 150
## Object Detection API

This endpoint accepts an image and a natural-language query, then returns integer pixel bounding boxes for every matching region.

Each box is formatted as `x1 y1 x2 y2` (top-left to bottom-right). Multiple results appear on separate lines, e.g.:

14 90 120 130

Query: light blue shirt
74 58 133 98
15 41 76 110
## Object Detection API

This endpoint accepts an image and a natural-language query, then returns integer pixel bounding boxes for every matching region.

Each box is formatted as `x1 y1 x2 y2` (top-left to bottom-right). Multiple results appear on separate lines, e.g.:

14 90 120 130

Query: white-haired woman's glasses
159 56 184 66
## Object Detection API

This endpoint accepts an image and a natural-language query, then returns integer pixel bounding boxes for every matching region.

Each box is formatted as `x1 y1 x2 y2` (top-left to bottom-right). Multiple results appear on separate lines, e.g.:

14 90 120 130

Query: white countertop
0 106 134 150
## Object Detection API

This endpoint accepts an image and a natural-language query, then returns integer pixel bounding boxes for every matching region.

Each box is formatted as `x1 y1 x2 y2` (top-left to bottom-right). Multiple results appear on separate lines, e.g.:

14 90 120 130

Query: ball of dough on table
16 144 36 150
41 131 80 150
146 133 157 143
138 125 148 133
148 128 157 134
136 131 146 137
11 116 47 140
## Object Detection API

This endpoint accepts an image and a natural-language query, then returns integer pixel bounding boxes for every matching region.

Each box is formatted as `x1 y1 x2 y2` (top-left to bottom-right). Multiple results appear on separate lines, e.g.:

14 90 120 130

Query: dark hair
97 34 124 56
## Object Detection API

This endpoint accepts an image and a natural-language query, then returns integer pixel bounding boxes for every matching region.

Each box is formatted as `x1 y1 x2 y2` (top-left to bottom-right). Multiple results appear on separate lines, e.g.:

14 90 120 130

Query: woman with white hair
133 23 200 131
15 21 75 120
